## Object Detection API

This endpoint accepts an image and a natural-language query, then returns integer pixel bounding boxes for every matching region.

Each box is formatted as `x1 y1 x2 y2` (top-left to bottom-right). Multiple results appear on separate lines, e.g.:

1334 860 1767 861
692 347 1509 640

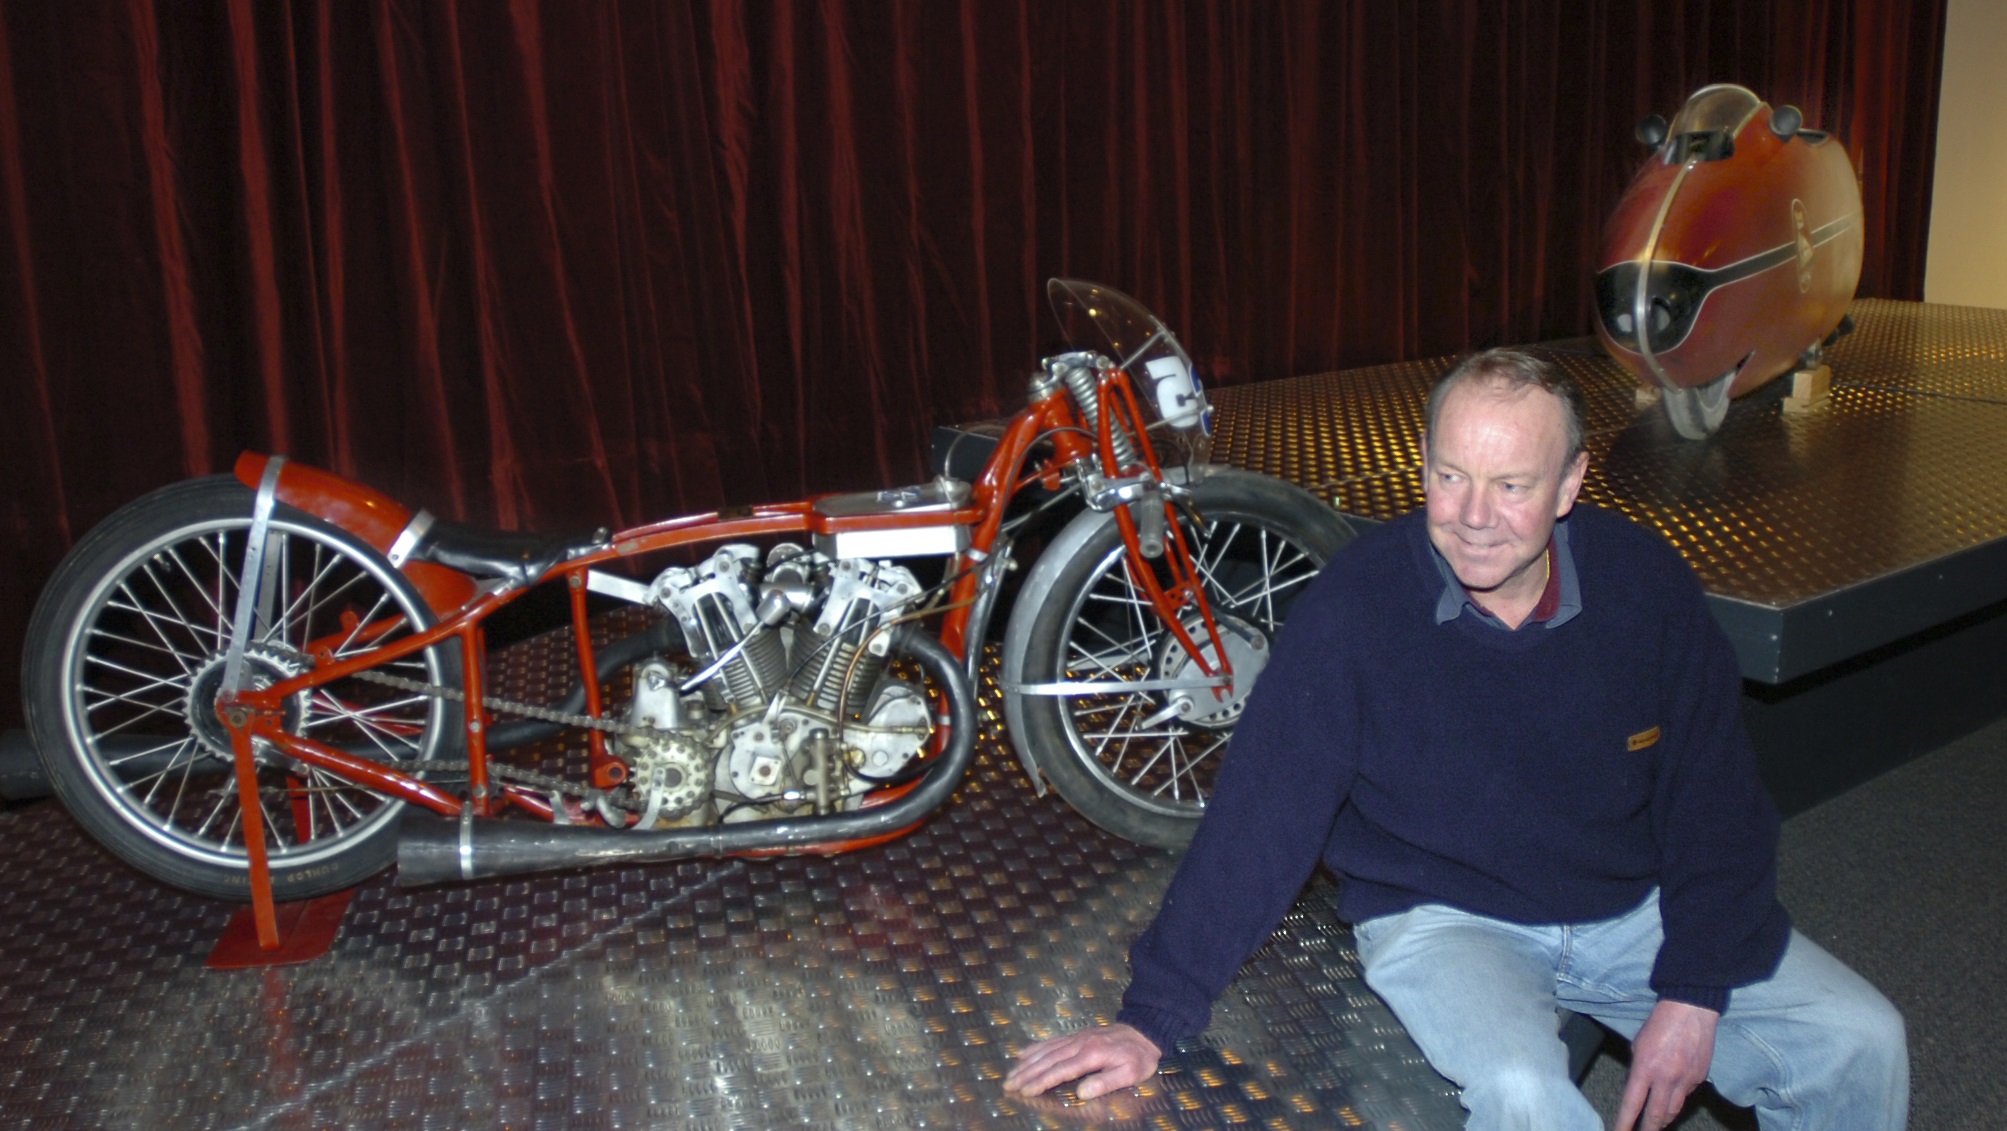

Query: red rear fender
234 453 479 616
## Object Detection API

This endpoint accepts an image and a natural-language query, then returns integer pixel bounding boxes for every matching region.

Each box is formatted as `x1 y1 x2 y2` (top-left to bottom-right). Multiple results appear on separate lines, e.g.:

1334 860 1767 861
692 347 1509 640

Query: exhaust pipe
0 729 52 801
396 624 978 886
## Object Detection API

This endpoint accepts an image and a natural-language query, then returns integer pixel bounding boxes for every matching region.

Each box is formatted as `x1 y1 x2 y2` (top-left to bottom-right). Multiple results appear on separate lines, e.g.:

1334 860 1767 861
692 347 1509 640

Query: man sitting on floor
1003 349 1909 1131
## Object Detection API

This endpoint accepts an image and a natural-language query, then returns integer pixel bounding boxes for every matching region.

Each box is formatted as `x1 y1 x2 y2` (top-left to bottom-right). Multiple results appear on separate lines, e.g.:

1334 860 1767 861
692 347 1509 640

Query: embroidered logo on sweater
1628 726 1662 752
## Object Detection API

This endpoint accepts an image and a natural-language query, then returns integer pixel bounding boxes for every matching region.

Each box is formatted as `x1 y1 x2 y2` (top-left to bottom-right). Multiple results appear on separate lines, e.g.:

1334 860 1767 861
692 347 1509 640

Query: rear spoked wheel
23 477 461 900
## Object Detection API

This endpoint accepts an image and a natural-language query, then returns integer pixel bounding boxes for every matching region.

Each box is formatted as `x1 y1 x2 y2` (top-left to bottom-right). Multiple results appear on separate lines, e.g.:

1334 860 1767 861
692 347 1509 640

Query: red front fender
234 453 479 616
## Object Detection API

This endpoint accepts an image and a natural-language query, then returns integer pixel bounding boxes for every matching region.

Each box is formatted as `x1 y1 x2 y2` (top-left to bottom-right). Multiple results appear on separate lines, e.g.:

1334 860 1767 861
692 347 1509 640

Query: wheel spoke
255 790 288 854
318 772 371 824
81 651 191 696
264 542 355 647
1118 731 1176 793
1191 525 1316 623
1065 582 1158 673
1146 733 1225 800
333 593 399 657
1064 632 1150 677
80 680 184 723
106 576 209 671
1084 693 1139 770
105 734 191 768
87 621 204 671
1192 518 1242 582
127 739 206 805
308 775 343 840
1118 563 1159 661
136 750 209 808
195 787 237 841
137 558 228 656
1082 586 1153 611
304 688 432 721
302 690 426 760
165 740 203 821
172 537 235 637
80 686 188 739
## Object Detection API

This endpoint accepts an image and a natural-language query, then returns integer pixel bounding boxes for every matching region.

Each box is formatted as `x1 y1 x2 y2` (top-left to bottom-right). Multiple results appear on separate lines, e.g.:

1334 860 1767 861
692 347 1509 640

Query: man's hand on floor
1002 1022 1160 1099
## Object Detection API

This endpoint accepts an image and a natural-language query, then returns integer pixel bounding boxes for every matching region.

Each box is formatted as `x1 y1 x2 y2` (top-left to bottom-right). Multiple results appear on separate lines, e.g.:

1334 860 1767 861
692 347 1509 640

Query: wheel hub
186 646 309 760
1155 613 1270 729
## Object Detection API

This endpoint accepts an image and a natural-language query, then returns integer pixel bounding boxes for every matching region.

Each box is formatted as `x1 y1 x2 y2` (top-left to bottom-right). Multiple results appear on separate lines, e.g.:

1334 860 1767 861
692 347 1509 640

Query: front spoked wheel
23 476 461 900
1007 469 1353 847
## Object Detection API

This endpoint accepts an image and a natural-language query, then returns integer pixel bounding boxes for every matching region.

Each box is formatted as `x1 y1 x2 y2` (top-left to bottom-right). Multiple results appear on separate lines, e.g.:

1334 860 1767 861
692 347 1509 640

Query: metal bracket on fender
1081 472 1188 512
386 509 436 567
220 456 286 696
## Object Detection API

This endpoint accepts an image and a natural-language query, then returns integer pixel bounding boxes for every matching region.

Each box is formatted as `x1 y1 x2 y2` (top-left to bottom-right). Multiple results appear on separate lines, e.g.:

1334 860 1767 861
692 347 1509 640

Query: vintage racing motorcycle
22 280 1353 912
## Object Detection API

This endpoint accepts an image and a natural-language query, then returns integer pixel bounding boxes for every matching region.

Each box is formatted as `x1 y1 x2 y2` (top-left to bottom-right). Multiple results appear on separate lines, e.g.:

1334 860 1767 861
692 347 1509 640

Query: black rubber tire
1664 369 1734 439
22 476 461 901
1014 469 1354 848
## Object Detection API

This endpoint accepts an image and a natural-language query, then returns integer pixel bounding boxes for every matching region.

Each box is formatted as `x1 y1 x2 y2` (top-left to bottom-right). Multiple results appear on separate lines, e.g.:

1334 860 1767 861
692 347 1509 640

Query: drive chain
349 668 650 811
351 666 667 741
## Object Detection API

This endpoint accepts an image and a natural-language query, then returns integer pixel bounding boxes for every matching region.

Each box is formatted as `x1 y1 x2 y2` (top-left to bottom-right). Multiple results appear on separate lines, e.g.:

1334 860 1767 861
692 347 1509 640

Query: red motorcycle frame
24 280 1352 950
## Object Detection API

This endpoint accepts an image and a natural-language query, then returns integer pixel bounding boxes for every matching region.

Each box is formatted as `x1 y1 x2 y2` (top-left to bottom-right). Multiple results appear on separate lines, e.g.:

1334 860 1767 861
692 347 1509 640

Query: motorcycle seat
405 519 606 589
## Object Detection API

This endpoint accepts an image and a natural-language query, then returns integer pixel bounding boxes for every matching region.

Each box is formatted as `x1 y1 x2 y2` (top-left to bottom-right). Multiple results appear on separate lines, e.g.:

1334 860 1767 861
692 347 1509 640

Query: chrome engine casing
622 545 934 825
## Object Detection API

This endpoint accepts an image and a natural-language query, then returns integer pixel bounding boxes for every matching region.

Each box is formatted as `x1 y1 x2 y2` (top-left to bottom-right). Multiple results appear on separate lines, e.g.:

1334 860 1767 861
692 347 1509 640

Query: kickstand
208 722 353 969
207 887 355 969
223 706 285 954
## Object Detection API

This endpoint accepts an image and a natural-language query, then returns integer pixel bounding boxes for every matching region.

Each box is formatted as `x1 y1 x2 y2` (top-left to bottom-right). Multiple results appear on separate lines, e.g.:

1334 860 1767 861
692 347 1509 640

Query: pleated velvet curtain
0 0 1945 723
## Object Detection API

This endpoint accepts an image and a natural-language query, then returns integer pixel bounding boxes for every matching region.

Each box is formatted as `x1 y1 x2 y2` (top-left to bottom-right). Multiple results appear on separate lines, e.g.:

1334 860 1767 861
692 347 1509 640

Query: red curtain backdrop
0 0 1945 725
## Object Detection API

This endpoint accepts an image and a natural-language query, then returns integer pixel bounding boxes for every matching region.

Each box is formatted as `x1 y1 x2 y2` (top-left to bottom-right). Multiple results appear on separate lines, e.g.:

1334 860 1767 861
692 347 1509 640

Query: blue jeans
1350 891 1908 1130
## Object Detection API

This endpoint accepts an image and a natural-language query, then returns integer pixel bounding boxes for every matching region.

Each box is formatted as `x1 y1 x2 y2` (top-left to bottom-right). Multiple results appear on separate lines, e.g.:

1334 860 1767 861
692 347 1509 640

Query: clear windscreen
1668 85 1761 136
1046 279 1209 432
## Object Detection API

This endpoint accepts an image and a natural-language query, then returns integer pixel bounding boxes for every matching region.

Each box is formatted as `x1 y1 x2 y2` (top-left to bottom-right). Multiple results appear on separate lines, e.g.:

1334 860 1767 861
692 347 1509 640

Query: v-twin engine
622 544 933 826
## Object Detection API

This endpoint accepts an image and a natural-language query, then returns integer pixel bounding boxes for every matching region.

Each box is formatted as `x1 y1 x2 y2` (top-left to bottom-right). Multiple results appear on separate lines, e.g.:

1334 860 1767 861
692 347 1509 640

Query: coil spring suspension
1057 359 1141 470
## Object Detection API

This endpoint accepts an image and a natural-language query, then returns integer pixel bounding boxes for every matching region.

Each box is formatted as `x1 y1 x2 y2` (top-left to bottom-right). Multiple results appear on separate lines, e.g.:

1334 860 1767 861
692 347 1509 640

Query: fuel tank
1594 84 1863 438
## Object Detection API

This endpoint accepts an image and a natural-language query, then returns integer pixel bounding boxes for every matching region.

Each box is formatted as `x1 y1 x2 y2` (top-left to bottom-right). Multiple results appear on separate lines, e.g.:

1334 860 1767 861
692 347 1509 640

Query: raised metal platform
1204 299 2007 683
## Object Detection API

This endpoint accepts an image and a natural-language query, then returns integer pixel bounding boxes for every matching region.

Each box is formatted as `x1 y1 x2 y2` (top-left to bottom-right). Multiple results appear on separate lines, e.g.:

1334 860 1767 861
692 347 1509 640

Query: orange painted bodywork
1595 94 1863 397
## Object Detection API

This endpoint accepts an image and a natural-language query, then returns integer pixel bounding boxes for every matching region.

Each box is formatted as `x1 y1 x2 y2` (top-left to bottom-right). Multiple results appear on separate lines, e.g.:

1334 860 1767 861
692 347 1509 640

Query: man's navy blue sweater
1115 504 1791 1052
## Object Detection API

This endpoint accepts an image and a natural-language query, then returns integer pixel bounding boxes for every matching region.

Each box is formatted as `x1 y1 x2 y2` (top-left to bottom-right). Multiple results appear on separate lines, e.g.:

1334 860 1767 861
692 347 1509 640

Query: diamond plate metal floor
0 649 1461 1130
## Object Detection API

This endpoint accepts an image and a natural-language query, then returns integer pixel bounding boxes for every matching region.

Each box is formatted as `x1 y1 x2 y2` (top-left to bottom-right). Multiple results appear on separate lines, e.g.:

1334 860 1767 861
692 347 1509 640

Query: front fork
1093 372 1234 702
945 367 1234 716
